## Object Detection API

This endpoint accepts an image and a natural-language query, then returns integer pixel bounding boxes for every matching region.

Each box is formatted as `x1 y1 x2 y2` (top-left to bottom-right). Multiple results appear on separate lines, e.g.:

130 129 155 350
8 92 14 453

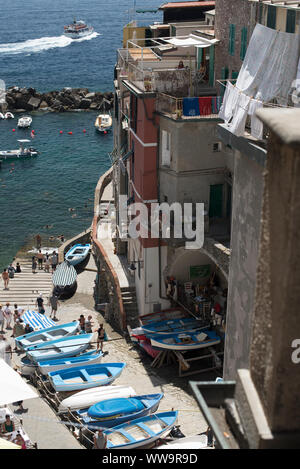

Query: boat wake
0 32 100 55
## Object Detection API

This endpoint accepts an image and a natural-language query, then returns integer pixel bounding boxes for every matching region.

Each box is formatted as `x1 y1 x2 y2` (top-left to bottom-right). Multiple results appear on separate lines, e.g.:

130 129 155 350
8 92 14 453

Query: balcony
156 92 223 120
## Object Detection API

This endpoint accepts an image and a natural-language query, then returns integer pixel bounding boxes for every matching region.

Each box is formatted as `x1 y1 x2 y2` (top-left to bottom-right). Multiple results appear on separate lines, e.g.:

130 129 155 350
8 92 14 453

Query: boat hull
150 330 221 351
48 362 126 392
64 27 94 39
104 411 178 449
65 244 90 266
26 333 93 362
78 393 163 429
16 321 80 351
58 385 136 413
38 351 103 375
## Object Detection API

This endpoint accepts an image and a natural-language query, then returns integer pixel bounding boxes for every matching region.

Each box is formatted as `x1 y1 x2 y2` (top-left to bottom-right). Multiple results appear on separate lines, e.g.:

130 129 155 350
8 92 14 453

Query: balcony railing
156 93 223 120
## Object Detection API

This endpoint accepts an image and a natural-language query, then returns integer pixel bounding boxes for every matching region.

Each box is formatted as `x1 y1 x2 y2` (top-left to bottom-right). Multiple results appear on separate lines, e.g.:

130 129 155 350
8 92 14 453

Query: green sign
190 264 211 279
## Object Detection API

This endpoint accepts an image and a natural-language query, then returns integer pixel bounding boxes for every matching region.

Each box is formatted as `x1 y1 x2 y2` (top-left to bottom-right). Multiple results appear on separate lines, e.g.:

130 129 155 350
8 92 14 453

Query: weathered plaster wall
223 149 264 380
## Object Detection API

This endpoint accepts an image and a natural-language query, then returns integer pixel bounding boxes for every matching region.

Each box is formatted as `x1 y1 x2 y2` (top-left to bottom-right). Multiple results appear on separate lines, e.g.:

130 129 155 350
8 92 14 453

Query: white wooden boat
104 411 178 449
38 350 103 375
18 116 32 128
15 321 80 351
65 243 90 266
0 113 4 119
150 329 221 351
157 434 208 449
58 385 136 413
95 113 112 133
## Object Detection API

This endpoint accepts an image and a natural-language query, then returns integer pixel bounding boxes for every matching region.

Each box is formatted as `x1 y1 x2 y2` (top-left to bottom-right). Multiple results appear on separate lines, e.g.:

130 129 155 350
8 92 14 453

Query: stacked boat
16 319 180 449
129 307 221 354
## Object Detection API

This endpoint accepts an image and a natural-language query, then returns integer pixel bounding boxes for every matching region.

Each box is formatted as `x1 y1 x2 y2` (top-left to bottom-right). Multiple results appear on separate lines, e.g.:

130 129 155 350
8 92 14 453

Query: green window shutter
231 70 239 85
209 45 215 87
267 5 276 29
240 27 247 61
229 24 236 56
197 47 203 69
259 3 263 23
286 10 296 33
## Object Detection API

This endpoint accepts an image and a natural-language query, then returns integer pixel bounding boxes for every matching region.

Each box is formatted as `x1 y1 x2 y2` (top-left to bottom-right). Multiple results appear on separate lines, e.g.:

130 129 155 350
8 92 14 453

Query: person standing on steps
37 250 44 270
2 269 9 290
35 294 45 314
48 294 59 320
4 303 13 330
31 257 37 274
7 263 16 279
51 251 58 273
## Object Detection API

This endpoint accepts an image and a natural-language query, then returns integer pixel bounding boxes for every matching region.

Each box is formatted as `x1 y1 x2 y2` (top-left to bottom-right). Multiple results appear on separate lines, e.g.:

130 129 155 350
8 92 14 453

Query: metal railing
156 93 223 119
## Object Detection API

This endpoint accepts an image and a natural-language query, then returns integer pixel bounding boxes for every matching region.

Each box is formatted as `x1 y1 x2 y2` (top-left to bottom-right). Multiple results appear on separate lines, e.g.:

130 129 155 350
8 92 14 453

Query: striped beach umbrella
21 310 56 331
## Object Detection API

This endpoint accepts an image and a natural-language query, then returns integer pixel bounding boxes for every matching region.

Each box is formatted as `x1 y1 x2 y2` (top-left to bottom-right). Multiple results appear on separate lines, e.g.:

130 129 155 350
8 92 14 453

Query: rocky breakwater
2 86 114 113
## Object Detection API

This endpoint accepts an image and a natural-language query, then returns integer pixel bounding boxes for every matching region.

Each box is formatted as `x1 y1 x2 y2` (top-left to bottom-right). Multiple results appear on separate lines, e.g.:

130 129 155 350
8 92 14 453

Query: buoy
59 130 63 134
83 129 86 133
12 129 15 132
104 131 107 134
68 131 73 135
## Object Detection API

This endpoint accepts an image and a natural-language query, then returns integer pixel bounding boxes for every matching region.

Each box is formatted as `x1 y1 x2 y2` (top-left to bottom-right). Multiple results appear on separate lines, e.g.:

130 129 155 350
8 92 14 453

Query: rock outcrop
1 86 114 113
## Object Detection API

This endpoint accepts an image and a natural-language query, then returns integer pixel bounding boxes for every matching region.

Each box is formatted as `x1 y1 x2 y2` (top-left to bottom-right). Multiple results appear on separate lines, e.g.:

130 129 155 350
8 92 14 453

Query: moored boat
4 112 14 119
150 329 221 351
64 243 90 266
52 261 77 299
94 113 112 133
48 362 126 392
141 317 209 336
0 140 38 160
37 350 103 376
139 308 189 326
103 411 178 449
26 333 93 362
18 116 32 128
64 19 94 39
15 321 80 351
77 393 163 429
58 385 136 413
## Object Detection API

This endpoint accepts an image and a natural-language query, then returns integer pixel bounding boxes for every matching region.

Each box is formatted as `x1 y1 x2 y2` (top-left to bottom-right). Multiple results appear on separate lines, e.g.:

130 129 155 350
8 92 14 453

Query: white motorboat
18 116 32 128
64 19 94 39
58 385 136 413
5 112 14 119
0 112 5 119
0 140 39 160
95 113 112 133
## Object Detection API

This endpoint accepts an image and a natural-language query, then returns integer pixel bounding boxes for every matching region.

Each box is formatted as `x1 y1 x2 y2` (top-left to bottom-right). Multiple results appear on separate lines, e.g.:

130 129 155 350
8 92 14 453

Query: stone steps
0 258 53 307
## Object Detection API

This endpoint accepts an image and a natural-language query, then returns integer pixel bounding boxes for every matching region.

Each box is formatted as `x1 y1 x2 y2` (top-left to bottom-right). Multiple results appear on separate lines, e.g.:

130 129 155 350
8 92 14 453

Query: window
286 10 296 33
161 130 171 166
229 24 236 56
240 27 248 61
267 5 277 29
213 142 222 152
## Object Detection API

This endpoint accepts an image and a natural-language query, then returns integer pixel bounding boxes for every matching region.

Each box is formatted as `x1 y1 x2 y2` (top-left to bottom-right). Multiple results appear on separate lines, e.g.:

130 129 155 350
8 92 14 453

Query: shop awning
0 359 38 406
165 34 218 48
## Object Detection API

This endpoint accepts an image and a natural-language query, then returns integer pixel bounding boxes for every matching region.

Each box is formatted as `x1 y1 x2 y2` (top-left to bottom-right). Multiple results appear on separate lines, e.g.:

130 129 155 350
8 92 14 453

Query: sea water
0 0 162 269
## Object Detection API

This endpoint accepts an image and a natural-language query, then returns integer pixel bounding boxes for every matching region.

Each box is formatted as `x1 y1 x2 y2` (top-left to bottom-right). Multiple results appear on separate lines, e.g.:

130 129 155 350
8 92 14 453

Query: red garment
199 97 212 116
214 302 221 313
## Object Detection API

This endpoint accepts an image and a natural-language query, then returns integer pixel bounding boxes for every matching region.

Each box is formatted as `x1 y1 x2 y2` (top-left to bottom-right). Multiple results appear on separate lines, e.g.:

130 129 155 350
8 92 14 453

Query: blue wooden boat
48 362 126 392
103 411 178 449
15 321 80 351
140 317 208 336
76 393 163 429
26 333 93 362
150 329 221 351
65 244 91 266
37 350 103 375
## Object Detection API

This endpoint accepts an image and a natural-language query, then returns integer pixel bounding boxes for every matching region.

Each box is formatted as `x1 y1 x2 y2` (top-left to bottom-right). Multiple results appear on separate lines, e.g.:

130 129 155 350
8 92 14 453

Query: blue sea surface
0 0 162 269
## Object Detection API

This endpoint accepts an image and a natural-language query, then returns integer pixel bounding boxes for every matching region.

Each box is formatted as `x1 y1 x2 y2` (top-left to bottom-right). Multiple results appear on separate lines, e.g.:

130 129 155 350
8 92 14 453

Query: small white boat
26 333 93 362
0 140 38 160
65 244 91 266
157 434 208 449
64 19 94 39
5 112 14 119
0 113 5 119
95 113 112 133
58 385 136 413
18 116 32 128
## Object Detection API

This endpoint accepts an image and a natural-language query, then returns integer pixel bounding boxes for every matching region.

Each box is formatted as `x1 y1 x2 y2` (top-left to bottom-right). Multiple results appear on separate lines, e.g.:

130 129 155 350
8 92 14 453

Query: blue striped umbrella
21 310 56 331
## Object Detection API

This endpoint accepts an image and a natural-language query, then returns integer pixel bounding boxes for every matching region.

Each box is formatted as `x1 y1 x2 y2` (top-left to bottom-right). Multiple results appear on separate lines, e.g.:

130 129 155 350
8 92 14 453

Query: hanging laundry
218 82 239 123
198 96 212 116
227 92 251 136
248 99 263 140
182 97 200 116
